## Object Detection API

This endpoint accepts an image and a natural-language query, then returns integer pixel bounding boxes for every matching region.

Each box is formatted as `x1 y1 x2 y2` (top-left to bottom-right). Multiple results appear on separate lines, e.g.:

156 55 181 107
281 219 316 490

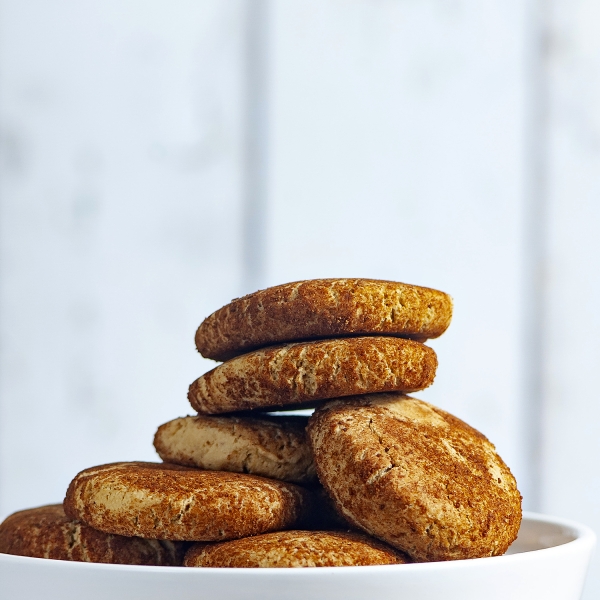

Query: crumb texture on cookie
189 337 437 414
154 414 316 483
307 393 522 562
196 278 453 361
184 530 410 568
0 504 186 565
63 462 310 541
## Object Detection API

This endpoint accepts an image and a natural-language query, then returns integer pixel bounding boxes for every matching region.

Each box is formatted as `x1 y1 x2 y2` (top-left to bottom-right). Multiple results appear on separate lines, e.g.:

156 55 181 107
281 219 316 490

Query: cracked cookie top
154 414 316 484
195 278 453 361
184 529 410 568
307 393 522 562
0 504 187 565
188 337 437 414
63 462 311 541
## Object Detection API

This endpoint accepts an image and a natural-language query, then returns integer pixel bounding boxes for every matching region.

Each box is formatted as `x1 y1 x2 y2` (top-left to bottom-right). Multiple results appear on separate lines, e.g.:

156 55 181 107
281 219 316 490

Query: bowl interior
505 514 580 555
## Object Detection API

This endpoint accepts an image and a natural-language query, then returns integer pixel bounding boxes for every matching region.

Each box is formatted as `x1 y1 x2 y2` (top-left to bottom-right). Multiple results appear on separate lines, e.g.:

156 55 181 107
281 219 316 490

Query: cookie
307 393 522 562
196 278 453 361
154 414 316 484
64 462 310 541
184 530 409 567
189 337 437 414
0 504 186 565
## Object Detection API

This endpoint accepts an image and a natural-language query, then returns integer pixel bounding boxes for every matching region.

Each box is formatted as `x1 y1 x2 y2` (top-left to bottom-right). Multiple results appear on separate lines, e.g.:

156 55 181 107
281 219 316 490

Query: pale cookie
184 530 409 568
188 337 437 414
0 504 186 565
196 278 452 361
64 462 310 541
154 414 316 484
307 394 522 562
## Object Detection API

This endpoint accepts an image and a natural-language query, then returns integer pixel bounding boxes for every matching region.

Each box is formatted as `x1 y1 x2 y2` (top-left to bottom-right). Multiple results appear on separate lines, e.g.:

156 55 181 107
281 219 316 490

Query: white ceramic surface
0 512 595 600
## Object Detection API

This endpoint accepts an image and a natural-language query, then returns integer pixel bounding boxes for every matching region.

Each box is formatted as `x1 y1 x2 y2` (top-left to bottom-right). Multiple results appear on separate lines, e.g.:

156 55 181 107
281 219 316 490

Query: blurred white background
0 0 599 596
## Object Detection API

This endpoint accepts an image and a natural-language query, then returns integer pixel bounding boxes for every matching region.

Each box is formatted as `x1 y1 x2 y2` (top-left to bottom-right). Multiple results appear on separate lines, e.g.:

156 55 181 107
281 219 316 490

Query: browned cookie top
188 337 437 414
154 414 316 484
184 530 410 568
64 462 311 541
0 504 186 565
307 394 522 562
196 279 453 361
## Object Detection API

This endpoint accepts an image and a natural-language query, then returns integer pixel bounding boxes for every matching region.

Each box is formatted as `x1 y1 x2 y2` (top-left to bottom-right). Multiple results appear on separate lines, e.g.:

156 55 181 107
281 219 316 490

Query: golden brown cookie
64 462 311 541
154 414 316 484
0 504 186 565
307 394 522 562
188 337 437 414
196 278 453 361
184 530 410 567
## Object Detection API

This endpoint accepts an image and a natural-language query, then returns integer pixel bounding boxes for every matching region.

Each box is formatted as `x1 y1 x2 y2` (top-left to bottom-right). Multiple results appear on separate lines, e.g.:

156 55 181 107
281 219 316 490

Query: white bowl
0 512 595 600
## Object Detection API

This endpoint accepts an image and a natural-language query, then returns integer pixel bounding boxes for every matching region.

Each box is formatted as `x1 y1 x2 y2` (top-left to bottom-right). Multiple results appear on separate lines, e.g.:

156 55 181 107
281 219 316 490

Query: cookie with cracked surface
154 414 316 484
188 337 437 414
64 462 311 541
0 504 186 565
196 278 453 361
307 393 522 562
184 530 410 568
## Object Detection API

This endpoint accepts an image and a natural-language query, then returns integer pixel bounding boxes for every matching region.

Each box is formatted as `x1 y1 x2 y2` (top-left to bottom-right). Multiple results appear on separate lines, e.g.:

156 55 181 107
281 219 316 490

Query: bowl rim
0 511 595 575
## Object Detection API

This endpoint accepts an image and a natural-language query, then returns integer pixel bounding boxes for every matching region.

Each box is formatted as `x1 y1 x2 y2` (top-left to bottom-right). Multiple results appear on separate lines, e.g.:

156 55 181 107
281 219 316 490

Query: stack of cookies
0 279 522 568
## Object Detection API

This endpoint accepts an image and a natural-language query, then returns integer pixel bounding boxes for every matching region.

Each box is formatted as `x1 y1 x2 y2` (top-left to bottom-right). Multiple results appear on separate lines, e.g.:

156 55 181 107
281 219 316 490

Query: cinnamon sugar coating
0 504 186 565
307 394 522 562
188 337 437 414
184 530 410 568
64 462 310 541
154 414 316 484
196 278 452 361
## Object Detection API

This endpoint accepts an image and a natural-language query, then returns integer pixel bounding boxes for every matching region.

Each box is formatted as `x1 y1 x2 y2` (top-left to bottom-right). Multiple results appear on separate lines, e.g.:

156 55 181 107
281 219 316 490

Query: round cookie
154 414 316 484
64 462 310 541
184 530 409 568
196 278 453 361
307 393 522 562
0 504 186 565
188 337 437 414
